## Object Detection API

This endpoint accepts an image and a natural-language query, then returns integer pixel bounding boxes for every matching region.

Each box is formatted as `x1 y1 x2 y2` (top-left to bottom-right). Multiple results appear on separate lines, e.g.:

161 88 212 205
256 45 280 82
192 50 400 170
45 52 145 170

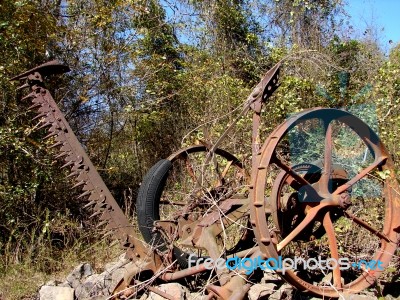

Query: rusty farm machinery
10 60 400 299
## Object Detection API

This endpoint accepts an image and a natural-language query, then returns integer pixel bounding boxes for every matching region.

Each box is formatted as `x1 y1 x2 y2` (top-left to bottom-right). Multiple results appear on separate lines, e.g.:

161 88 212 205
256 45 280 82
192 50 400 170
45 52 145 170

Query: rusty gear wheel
251 108 400 297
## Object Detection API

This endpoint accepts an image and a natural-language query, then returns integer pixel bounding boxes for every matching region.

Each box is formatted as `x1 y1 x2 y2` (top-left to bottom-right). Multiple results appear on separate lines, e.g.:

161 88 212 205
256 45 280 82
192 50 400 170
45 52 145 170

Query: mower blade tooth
94 202 108 210
48 141 63 149
32 112 48 121
22 92 36 101
28 103 42 110
17 83 30 90
72 180 85 189
90 210 102 218
66 172 78 179
37 122 51 130
43 131 58 140
97 220 108 228
83 200 96 209
78 190 92 199
55 151 69 159
102 230 114 239
61 160 74 169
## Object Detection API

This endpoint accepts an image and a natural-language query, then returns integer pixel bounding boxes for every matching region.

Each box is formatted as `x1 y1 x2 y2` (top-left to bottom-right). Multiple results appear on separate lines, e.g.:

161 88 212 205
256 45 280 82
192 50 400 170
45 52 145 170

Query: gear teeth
72 180 85 189
78 190 92 199
90 210 102 218
48 141 63 149
61 160 74 169
83 200 96 209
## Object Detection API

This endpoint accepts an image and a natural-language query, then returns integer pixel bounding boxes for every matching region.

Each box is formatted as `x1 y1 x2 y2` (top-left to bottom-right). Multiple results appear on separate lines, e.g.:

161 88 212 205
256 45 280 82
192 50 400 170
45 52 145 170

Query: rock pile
38 257 386 300
39 255 129 300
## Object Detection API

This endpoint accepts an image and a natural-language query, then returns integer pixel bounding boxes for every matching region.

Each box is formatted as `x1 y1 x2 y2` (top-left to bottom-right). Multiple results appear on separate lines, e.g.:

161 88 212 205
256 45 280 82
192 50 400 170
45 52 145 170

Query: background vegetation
0 0 399 298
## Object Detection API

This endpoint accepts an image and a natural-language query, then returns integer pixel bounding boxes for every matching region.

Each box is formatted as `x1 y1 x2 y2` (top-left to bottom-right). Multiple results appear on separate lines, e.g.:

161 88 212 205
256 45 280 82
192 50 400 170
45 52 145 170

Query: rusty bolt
340 193 351 208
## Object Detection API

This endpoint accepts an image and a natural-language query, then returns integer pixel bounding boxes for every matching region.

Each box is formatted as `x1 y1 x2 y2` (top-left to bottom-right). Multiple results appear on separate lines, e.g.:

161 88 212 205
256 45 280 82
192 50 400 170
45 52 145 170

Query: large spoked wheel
251 108 400 297
137 145 250 268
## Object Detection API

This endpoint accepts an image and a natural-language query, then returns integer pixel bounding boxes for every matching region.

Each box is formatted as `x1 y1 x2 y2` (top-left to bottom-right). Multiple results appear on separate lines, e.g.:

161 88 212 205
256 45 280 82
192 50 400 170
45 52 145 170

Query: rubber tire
137 159 189 268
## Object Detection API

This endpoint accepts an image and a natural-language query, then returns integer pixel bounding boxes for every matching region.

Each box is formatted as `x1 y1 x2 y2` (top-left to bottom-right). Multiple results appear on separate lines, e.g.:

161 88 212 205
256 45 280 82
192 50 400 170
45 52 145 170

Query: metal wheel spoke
273 156 312 188
322 212 342 288
320 121 333 195
333 156 387 195
277 202 330 251
343 211 393 243
274 157 322 202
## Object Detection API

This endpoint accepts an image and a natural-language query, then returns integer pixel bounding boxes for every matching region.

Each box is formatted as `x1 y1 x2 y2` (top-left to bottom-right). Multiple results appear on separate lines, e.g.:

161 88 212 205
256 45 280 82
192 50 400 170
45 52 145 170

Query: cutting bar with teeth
11 61 162 277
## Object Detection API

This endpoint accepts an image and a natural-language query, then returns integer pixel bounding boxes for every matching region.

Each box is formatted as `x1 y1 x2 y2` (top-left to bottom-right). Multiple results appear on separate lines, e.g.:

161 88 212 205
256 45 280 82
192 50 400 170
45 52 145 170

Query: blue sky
346 0 400 50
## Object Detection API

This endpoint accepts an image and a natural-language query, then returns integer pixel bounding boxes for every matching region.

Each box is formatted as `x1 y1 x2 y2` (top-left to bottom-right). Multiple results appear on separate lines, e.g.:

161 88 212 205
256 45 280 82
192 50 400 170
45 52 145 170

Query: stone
101 258 129 294
148 283 188 300
268 283 293 300
106 266 126 294
75 274 110 300
248 283 277 300
45 280 71 288
39 286 74 300
66 263 93 289
261 271 281 283
187 292 207 300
